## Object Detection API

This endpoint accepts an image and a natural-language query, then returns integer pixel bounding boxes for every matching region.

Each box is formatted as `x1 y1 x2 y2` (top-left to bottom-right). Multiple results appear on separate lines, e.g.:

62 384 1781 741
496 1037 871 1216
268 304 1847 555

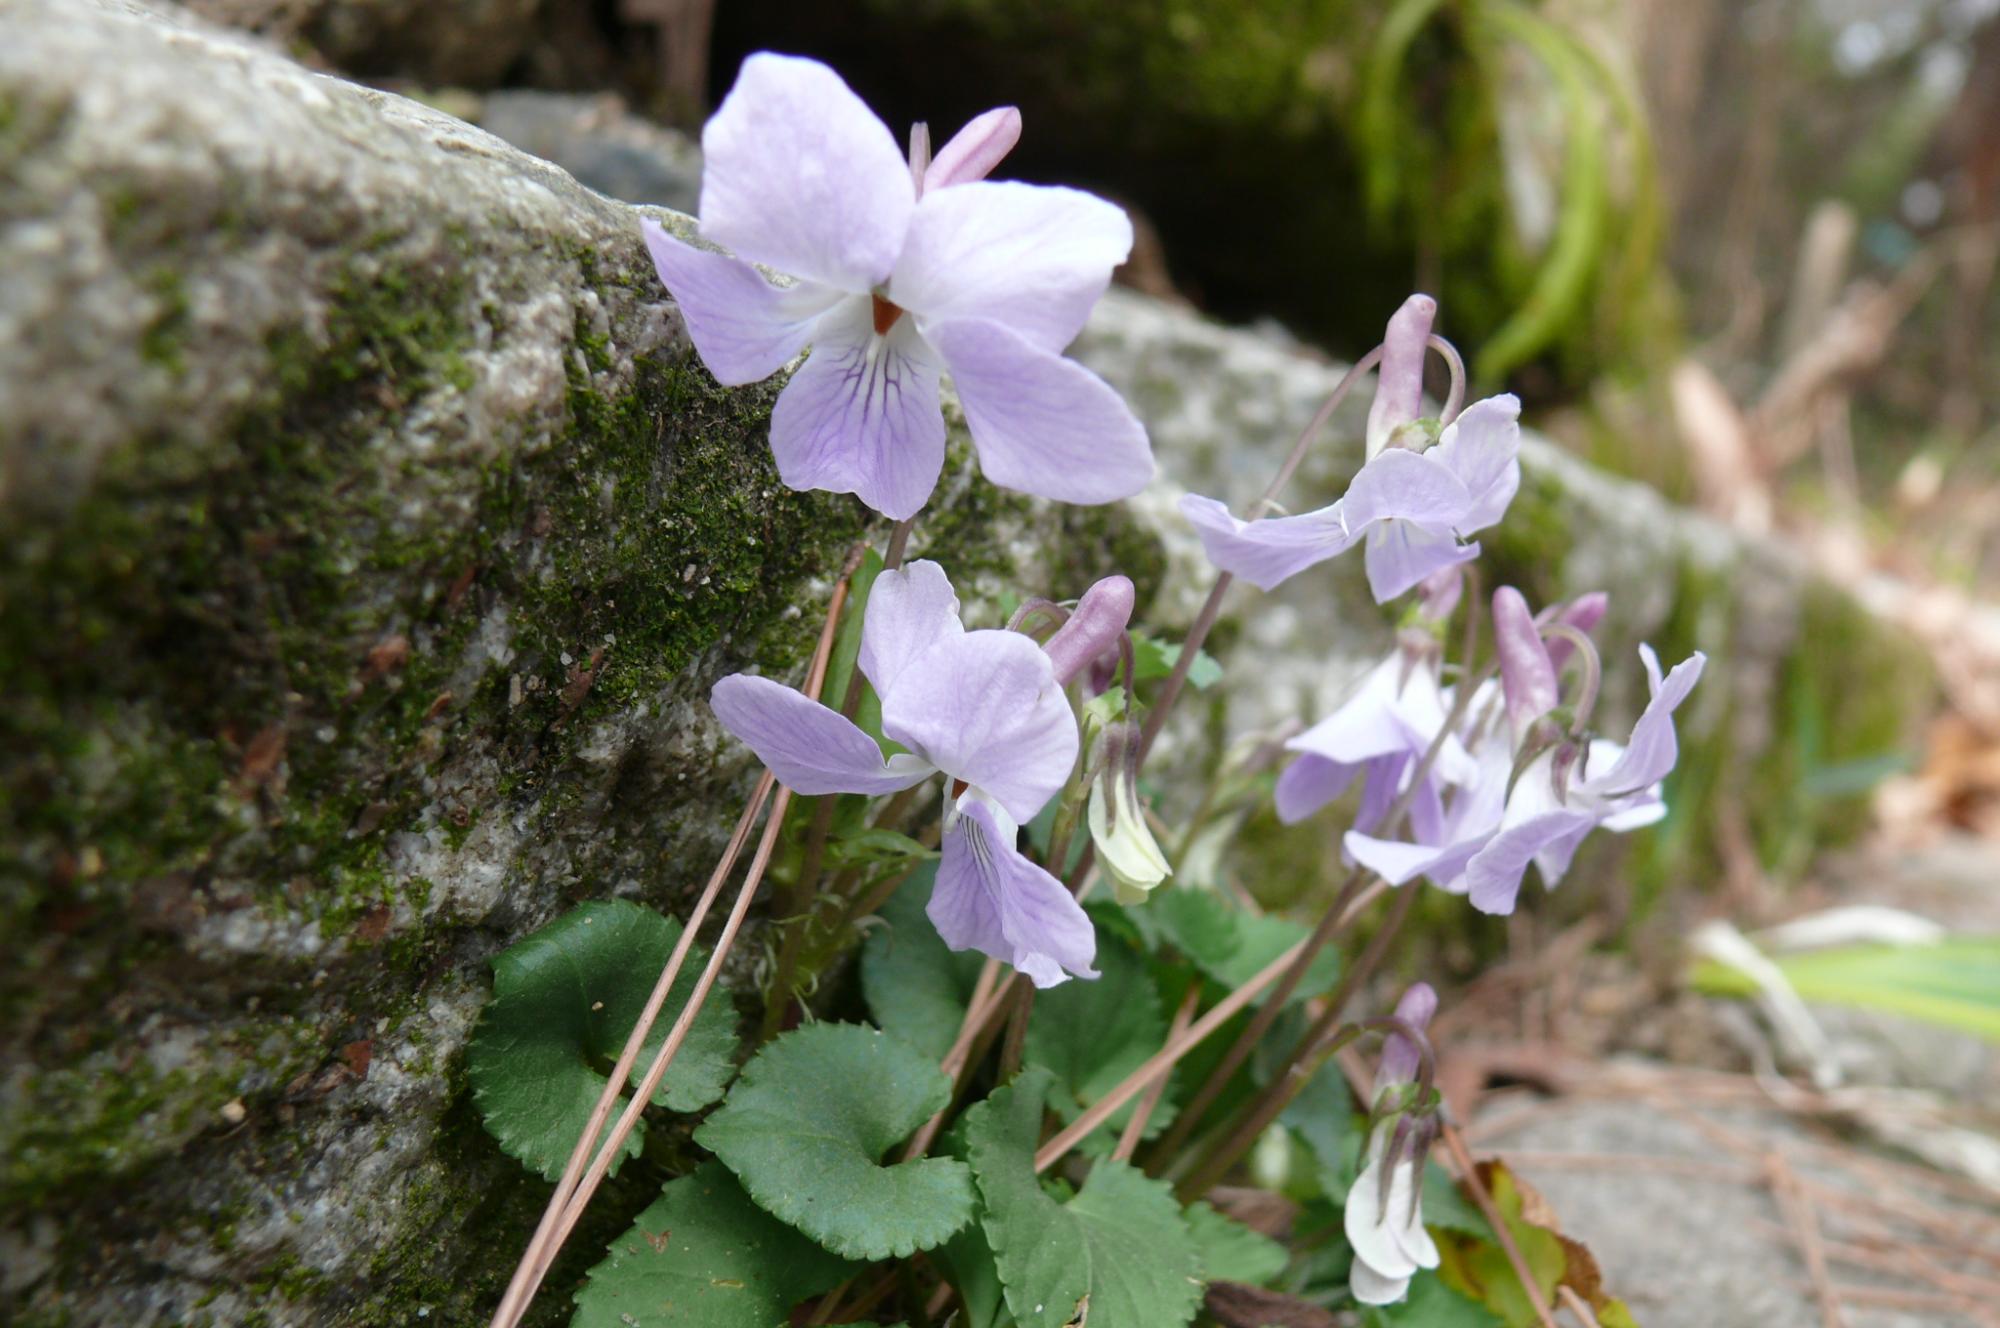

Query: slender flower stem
1427 333 1466 425
1174 881 1420 1201
1143 866 1368 1171
533 779 799 1292
487 770 775 1328
1442 1123 1560 1328
1032 935 1309 1173
997 983 1034 1078
1115 984 1199 1162
490 558 855 1328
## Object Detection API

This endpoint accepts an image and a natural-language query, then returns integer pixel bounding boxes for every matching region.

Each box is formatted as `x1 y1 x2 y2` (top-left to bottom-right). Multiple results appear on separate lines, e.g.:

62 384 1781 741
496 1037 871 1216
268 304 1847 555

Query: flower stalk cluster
489 48 1711 1328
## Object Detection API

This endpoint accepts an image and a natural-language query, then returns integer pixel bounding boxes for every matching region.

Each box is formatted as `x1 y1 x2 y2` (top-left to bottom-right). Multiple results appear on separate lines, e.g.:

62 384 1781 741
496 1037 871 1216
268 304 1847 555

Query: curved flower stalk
642 52 1153 520
1347 983 1442 1305
710 560 1131 985
1178 295 1522 602
1345 587 1706 915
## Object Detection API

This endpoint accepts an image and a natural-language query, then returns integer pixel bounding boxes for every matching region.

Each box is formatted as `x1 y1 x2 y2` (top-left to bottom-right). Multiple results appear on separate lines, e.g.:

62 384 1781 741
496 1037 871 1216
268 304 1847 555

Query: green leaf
1422 1161 1491 1237
860 863 987 1061
1692 937 2000 1042
571 1161 853 1328
1135 887 1340 1004
967 1070 1204 1328
1184 1201 1288 1286
1023 938 1176 1144
695 1021 976 1260
468 899 740 1182
1131 633 1223 691
938 1222 1011 1328
1367 1269 1504 1327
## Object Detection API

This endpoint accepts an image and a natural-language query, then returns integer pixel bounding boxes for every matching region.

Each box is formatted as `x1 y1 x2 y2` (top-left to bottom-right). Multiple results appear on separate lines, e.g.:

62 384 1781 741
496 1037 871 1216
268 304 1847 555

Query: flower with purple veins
1343 587 1705 916
1178 295 1521 603
1346 983 1442 1306
709 559 1128 985
642 52 1154 521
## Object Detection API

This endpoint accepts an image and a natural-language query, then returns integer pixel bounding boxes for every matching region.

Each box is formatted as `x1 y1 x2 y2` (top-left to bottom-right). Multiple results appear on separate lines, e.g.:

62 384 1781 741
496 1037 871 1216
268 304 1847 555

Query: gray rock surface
0 5 1152 1324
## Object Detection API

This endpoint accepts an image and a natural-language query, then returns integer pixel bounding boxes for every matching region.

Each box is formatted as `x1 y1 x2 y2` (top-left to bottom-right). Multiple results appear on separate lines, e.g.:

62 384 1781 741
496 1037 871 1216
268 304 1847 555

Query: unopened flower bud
1365 294 1438 459
924 105 1023 192
1375 982 1438 1092
1085 718 1171 904
1493 586 1558 739
1042 575 1135 687
1416 565 1463 625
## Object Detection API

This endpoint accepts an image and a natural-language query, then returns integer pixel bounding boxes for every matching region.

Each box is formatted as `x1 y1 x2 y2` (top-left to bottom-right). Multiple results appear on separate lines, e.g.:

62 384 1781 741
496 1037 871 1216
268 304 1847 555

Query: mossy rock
0 4 1161 1323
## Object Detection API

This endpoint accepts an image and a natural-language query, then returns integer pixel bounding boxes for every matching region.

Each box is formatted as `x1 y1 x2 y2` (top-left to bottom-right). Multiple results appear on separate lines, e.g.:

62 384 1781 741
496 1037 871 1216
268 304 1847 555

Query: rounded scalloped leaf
572 1161 854 1327
694 1021 976 1260
468 898 740 1182
965 1068 1204 1328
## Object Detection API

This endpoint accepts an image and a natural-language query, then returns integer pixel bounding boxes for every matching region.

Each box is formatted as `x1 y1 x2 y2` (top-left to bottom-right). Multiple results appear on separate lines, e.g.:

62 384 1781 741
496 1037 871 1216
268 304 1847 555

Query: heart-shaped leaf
695 1021 976 1260
966 1068 1204 1328
468 899 739 1181
571 1161 853 1327
861 863 987 1060
1023 937 1176 1144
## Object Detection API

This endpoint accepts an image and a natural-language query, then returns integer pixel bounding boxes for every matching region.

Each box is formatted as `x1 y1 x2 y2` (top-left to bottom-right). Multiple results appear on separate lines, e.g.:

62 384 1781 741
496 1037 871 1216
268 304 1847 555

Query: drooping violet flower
1273 651 1476 834
641 53 1153 521
710 560 1128 985
1346 983 1441 1306
1344 589 1706 916
1178 393 1522 603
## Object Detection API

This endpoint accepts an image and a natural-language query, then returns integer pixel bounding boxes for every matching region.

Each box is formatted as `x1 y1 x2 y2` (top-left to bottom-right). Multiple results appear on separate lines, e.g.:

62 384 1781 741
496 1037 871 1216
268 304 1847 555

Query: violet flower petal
927 317 1154 505
1429 394 1522 533
768 299 948 521
699 53 914 292
860 559 964 699
1585 648 1706 795
640 219 841 386
1362 520 1480 603
1544 591 1609 670
1464 809 1598 915
710 674 936 795
924 106 1023 192
893 182 1131 353
1177 493 1355 591
931 793 1098 986
878 630 1078 822
1274 753 1359 824
1340 449 1472 532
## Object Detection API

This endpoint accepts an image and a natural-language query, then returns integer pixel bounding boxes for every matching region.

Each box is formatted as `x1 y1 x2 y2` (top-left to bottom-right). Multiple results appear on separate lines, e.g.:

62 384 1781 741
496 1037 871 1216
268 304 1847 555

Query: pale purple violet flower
1179 392 1522 602
1345 590 1704 915
709 559 1120 985
1346 983 1441 1306
1273 652 1476 835
641 53 1153 520
1178 294 1518 602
